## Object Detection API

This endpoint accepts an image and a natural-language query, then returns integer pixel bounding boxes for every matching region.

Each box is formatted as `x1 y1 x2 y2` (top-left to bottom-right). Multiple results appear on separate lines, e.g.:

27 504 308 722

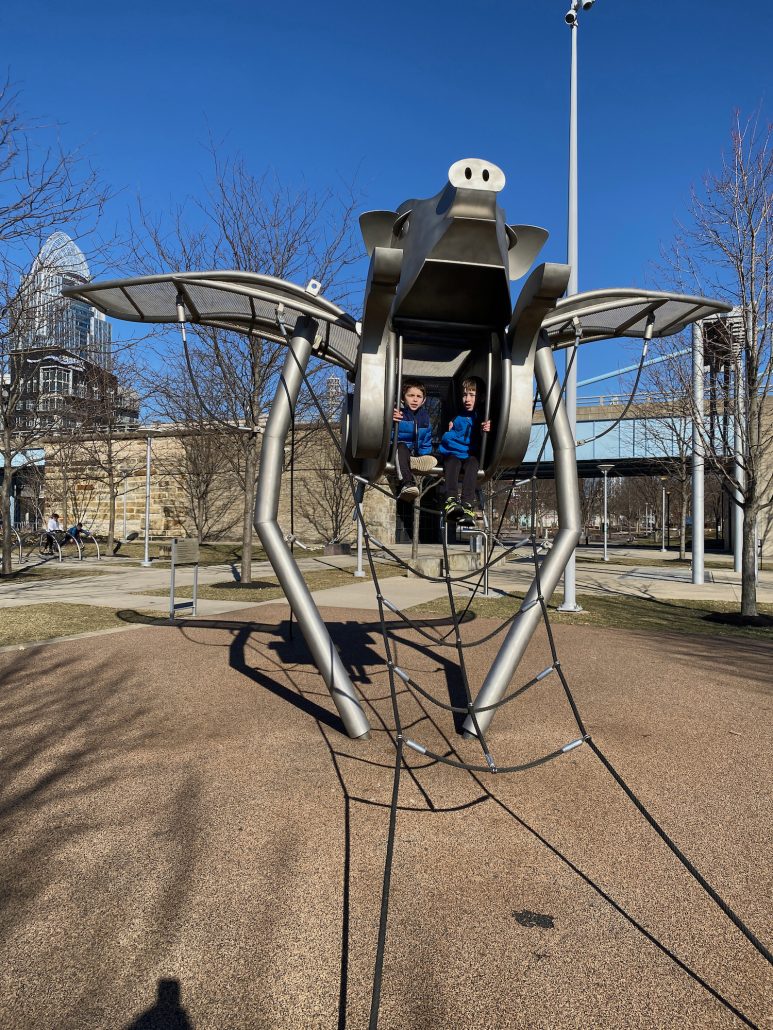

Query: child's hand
482 419 491 433
393 408 403 422
448 421 453 431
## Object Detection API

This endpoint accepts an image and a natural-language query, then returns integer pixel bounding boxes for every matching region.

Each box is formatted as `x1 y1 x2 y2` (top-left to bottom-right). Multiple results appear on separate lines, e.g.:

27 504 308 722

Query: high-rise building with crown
22 232 112 368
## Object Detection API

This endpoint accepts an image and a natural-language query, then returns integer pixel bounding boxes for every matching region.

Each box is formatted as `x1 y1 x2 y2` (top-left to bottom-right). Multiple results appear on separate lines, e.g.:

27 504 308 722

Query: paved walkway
0 605 769 1028
1 545 769 620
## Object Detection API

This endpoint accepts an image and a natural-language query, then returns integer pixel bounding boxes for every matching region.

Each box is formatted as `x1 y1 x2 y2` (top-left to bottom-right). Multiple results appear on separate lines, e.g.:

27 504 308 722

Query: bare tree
0 82 110 574
132 150 361 583
156 428 240 541
295 430 354 546
661 111 773 617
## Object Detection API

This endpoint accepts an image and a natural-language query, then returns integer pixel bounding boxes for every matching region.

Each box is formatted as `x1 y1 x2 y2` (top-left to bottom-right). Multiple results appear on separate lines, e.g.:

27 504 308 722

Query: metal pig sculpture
63 160 730 741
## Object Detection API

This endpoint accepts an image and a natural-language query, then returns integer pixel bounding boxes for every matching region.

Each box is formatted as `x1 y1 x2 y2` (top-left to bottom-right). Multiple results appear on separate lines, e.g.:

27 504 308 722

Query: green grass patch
0 603 163 648
408 591 773 641
108 540 277 566
1 562 111 582
139 562 404 603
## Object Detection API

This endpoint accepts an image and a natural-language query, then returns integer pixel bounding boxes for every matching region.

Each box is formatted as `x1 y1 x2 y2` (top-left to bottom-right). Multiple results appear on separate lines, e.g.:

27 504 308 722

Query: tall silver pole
661 483 667 553
602 472 609 561
559 12 581 612
354 502 365 577
733 362 744 573
141 436 152 567
122 478 128 540
691 322 705 584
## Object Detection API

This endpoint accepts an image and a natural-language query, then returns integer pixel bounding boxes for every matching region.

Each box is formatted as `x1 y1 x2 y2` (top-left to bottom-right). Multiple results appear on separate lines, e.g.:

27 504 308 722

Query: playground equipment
62 161 772 1029
63 159 730 742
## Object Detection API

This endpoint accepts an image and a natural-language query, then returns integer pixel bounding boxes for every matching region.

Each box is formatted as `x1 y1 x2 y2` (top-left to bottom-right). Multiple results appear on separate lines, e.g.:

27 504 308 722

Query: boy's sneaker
398 483 419 502
443 496 463 520
410 454 438 473
458 504 477 528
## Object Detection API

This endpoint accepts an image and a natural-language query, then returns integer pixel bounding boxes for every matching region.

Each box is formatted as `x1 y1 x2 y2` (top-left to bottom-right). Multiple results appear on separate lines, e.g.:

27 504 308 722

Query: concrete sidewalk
1 545 771 618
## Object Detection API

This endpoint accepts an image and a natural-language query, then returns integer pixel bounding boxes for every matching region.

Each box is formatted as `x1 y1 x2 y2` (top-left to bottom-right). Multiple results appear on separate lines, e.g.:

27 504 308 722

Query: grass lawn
408 590 773 641
140 563 405 603
0 604 163 648
107 540 277 566
1 562 111 582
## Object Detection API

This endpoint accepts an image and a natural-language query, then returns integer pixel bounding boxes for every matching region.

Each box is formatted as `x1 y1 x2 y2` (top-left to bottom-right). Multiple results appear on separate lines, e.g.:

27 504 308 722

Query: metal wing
541 288 733 346
62 270 361 373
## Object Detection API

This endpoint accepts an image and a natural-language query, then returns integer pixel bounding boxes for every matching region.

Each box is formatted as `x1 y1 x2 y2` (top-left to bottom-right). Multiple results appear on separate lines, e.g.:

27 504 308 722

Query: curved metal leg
462 334 581 737
254 315 371 740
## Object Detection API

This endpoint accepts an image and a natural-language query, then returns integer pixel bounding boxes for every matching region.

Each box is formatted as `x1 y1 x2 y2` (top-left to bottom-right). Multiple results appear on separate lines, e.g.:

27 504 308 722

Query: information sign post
169 538 200 621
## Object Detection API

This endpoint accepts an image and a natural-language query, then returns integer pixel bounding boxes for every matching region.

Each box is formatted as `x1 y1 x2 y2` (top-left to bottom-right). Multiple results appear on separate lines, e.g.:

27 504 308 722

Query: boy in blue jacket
438 377 491 526
392 379 437 501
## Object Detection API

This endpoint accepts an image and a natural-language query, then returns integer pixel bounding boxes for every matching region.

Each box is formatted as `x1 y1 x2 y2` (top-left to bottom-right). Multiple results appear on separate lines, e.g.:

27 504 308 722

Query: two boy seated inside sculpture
392 377 491 528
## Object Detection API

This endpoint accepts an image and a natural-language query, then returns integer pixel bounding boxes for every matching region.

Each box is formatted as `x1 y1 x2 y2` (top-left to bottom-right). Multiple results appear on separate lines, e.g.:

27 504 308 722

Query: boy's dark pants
395 443 414 485
443 455 480 505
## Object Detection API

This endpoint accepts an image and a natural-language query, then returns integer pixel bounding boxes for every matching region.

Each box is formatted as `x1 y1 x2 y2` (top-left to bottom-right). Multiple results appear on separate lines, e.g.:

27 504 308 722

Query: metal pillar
141 437 152 567
463 335 581 738
733 360 745 573
254 316 371 740
691 321 705 584
661 482 667 553
598 464 613 561
354 502 365 577
560 13 581 613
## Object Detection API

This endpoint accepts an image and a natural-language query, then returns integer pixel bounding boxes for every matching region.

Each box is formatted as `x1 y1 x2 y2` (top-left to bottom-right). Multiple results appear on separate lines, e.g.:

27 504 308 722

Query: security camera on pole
559 0 597 612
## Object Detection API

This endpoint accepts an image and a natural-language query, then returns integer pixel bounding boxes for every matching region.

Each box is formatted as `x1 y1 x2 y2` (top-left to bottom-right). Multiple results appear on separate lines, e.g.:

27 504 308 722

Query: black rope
277 339 770 1030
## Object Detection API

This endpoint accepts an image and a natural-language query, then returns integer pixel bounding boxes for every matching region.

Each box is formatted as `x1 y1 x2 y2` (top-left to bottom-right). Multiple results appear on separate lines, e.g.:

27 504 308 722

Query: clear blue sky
5 0 771 389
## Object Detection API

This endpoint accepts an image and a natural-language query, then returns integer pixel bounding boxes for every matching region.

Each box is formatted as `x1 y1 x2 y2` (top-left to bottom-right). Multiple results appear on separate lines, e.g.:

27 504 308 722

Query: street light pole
141 436 152 568
598 464 613 561
660 475 667 554
559 0 596 612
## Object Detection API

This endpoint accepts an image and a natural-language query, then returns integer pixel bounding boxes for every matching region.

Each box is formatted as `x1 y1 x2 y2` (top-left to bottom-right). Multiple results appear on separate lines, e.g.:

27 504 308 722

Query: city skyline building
23 232 112 369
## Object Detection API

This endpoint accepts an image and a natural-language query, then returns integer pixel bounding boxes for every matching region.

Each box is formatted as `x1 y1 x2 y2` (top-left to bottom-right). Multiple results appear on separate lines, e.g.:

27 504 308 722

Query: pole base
141 560 153 568
353 571 366 578
557 602 583 613
462 730 476 740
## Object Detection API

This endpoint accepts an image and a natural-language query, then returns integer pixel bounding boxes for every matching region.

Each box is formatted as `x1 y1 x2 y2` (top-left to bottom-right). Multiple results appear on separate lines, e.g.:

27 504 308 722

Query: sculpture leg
462 335 581 738
254 315 371 740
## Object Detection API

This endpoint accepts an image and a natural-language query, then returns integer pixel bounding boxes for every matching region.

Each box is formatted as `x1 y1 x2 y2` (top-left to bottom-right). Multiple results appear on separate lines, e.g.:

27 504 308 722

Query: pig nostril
482 169 490 182
464 167 472 180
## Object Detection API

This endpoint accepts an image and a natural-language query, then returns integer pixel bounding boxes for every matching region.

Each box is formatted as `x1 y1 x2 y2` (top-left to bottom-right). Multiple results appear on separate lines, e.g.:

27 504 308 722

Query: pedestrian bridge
524 396 708 477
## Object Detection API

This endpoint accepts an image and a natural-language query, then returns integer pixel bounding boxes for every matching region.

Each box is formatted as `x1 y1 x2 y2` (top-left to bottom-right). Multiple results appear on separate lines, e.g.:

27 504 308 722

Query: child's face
462 387 477 412
403 386 425 411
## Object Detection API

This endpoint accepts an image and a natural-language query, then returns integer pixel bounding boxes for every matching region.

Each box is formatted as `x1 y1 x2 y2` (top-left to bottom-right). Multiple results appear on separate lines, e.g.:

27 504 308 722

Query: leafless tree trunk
131 149 361 584
660 111 773 617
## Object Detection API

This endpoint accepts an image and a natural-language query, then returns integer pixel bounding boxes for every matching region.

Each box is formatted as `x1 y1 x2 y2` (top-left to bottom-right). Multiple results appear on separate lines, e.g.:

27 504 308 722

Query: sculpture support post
254 315 371 740
691 321 705 584
463 335 581 738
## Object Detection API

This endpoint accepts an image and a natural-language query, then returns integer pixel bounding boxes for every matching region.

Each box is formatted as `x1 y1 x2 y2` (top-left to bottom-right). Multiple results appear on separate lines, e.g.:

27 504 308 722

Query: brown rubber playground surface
0 604 771 1029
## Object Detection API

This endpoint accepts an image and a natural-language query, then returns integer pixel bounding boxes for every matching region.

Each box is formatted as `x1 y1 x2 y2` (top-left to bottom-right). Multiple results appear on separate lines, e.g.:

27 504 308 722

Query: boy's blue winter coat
438 411 481 459
395 406 433 455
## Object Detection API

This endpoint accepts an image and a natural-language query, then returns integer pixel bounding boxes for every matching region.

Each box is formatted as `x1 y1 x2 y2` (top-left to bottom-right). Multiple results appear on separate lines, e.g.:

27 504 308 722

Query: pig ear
506 224 550 280
359 211 398 256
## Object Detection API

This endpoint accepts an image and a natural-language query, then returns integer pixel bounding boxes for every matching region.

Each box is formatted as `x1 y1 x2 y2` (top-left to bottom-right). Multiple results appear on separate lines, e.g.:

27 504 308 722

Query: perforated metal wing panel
62 271 361 372
542 289 732 346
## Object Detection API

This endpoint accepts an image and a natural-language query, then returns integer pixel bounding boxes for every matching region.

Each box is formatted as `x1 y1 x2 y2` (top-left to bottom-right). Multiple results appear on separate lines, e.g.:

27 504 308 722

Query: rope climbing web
284 346 770 1030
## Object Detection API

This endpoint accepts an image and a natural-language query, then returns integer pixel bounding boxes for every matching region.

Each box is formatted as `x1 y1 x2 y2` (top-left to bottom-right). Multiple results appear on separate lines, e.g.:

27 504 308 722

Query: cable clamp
404 738 426 755
562 738 585 753
393 666 410 683
536 665 555 681
484 752 498 773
